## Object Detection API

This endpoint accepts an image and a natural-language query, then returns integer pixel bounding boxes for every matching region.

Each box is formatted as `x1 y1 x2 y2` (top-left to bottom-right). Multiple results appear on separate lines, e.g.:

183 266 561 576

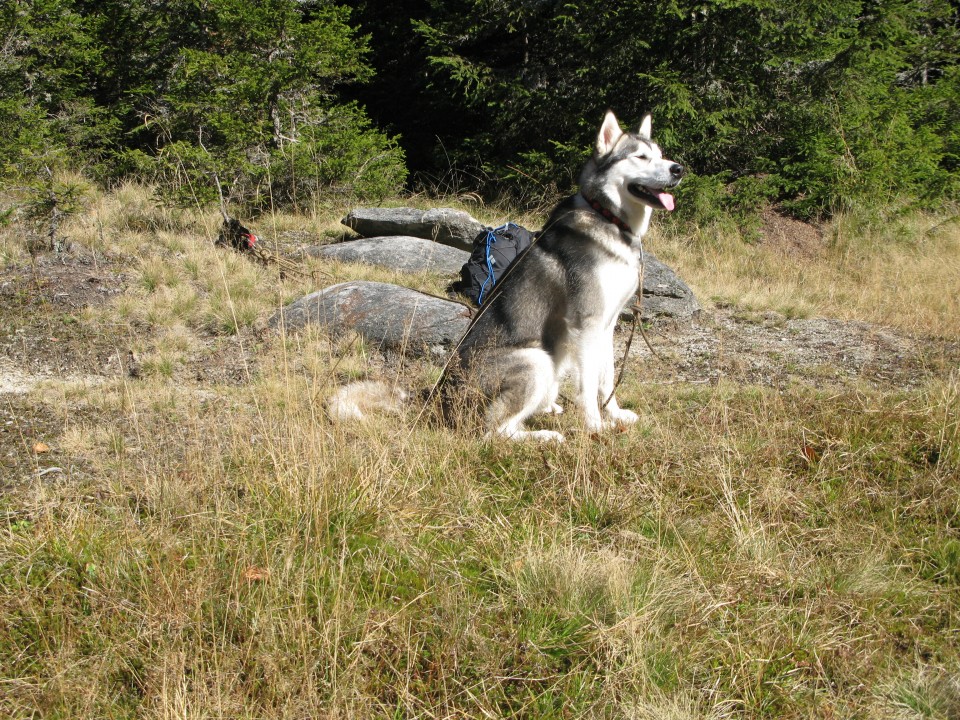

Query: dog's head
587 110 685 215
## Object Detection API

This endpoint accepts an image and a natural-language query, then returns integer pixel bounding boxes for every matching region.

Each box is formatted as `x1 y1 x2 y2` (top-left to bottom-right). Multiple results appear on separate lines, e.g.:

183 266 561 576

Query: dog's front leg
576 334 610 431
538 355 572 415
598 329 639 427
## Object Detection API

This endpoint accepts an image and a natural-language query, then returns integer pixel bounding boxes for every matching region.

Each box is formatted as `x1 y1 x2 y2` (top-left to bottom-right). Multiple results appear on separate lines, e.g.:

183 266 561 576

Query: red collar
581 193 632 234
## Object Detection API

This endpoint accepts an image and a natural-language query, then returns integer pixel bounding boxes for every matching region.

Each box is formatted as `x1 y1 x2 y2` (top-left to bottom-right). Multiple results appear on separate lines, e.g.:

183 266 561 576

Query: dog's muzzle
627 163 685 211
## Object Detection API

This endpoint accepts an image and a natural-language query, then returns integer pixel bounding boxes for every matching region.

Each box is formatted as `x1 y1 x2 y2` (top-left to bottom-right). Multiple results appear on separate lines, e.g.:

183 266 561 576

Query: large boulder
342 207 484 251
639 252 700 320
270 280 472 356
306 236 469 275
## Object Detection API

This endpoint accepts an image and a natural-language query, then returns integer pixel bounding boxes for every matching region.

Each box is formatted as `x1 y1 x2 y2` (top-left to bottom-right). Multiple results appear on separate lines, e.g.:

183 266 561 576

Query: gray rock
342 207 485 251
307 236 469 275
638 252 700 320
270 280 472 356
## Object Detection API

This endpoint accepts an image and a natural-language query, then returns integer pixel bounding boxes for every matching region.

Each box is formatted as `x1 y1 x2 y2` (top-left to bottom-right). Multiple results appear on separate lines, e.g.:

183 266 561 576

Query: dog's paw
584 416 610 433
492 426 566 443
606 408 639 426
527 429 566 443
540 402 564 415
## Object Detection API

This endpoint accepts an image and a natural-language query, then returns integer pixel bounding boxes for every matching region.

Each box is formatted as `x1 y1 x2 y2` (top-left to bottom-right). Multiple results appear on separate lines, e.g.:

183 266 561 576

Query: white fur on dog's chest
596 255 639 326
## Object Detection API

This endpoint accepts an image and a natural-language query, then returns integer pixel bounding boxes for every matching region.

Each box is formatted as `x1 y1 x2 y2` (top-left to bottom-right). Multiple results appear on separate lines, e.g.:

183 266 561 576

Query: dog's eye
636 154 650 161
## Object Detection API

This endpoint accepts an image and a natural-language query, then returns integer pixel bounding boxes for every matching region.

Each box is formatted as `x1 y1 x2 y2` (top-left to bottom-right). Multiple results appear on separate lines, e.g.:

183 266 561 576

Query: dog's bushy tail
326 381 409 422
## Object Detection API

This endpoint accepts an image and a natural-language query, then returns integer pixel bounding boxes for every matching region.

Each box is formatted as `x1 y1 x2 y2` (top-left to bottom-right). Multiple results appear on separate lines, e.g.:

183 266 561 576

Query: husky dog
329 110 684 441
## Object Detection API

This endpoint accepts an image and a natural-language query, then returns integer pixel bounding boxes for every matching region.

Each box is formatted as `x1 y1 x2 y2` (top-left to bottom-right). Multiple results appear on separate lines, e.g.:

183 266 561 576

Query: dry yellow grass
651 210 960 337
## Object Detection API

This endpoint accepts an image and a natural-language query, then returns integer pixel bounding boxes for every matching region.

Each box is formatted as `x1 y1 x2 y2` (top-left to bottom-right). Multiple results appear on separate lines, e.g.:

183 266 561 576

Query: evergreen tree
403 0 960 215
1 0 407 210
143 0 406 208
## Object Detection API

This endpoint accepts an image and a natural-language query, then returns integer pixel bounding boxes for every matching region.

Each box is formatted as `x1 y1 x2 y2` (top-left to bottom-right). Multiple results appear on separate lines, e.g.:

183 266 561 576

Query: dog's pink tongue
658 192 675 212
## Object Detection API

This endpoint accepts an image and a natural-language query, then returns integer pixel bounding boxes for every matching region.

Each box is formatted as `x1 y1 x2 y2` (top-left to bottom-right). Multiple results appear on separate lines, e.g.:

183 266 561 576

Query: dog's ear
596 110 623 155
637 114 652 140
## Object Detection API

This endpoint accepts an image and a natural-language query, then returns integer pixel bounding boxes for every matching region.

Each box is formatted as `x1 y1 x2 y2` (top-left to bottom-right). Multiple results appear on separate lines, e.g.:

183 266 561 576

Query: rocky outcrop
281 216 700 356
306 236 469 275
638 252 700 320
341 207 484 251
270 280 472 356
307 240 699 320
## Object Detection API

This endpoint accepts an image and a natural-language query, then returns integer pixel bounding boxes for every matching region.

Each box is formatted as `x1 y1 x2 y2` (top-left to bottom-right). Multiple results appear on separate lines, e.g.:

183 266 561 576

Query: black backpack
449 222 535 305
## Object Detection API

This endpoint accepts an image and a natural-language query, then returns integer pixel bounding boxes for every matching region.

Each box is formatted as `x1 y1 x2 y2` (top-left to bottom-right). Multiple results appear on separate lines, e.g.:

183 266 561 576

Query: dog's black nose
670 163 685 179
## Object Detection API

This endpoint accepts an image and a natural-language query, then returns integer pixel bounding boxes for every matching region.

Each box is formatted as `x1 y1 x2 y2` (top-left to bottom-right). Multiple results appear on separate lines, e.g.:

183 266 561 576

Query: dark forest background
2 0 958 222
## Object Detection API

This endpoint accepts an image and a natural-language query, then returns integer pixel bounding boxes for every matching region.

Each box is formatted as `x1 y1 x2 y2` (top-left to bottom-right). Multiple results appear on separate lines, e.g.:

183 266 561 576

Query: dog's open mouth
627 183 675 212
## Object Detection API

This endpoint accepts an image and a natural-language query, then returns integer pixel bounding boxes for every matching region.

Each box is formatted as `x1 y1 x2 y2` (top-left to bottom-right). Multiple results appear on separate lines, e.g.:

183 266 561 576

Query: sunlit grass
653 207 960 337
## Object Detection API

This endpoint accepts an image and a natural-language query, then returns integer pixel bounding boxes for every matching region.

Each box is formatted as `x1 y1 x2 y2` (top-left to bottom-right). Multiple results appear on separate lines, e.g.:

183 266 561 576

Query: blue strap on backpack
448 221 535 305
477 222 512 304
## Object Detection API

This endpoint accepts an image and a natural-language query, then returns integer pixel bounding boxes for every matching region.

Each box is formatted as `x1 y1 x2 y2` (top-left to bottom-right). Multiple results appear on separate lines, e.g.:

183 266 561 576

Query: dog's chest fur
594 250 639 327
567 211 641 328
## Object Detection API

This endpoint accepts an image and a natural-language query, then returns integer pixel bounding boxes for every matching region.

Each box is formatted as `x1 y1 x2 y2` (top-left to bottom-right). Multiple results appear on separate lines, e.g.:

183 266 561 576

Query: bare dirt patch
184 333 265 384
631 309 958 391
0 251 263 389
1 253 127 311
0 396 87 492
757 207 826 258
0 254 130 385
